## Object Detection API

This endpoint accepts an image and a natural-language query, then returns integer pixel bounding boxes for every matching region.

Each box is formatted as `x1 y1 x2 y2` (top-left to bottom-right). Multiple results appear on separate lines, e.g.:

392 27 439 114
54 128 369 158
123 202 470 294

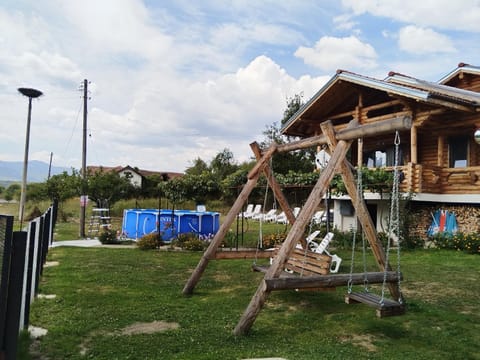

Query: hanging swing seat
345 291 406 317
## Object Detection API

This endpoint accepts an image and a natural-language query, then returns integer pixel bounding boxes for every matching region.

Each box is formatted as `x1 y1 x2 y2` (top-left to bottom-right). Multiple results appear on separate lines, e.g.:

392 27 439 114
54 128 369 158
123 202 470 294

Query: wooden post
182 146 276 295
233 121 352 336
250 142 299 243
437 135 444 166
411 125 418 164
322 122 402 301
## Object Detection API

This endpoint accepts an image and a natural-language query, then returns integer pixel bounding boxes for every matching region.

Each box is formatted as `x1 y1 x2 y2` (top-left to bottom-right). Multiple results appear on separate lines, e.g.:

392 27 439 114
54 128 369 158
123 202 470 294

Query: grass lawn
19 245 479 359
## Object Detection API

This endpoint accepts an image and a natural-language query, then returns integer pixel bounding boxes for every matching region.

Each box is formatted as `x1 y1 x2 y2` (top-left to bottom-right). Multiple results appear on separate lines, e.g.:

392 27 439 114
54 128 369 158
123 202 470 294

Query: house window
449 136 468 168
364 146 402 168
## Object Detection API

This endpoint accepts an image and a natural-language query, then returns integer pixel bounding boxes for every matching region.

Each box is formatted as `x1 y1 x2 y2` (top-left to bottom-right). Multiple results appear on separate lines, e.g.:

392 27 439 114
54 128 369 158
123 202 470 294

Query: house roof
438 62 480 84
282 65 480 137
87 165 183 179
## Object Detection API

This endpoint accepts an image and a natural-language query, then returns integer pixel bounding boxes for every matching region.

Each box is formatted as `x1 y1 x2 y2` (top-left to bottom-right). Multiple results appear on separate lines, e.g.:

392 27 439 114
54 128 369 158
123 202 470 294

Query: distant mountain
0 160 70 183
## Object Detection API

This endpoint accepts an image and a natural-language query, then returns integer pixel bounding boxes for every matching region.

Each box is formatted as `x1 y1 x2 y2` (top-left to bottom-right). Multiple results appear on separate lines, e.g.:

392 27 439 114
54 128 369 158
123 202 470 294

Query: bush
174 232 209 251
137 232 163 250
262 232 287 249
98 228 120 244
431 232 480 254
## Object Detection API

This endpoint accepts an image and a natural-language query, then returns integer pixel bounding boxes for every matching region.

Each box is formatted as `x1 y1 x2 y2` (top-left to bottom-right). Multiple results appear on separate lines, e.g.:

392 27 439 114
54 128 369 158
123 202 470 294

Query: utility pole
47 152 53 180
79 79 88 238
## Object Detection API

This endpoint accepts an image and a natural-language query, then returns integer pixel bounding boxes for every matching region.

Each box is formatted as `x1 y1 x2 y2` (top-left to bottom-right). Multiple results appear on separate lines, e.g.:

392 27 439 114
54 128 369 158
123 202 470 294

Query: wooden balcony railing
394 164 480 194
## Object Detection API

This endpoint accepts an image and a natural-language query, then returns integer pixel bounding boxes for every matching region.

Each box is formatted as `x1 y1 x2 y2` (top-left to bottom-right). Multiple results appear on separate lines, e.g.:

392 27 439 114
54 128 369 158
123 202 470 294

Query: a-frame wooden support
182 116 411 335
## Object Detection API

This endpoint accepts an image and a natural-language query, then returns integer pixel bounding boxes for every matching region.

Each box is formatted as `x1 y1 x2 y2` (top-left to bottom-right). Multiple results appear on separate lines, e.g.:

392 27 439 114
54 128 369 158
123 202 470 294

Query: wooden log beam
248 144 277 179
322 121 402 302
233 120 353 336
265 271 401 291
250 142 298 237
183 154 271 295
276 115 411 153
214 250 273 260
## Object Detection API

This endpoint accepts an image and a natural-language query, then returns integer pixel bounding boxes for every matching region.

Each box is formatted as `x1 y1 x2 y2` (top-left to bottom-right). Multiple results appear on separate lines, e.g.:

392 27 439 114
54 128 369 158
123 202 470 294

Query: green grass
19 246 480 360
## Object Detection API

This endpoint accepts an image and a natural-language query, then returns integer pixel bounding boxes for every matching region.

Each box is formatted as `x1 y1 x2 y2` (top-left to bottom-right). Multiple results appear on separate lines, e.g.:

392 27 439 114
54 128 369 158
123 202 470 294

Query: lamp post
18 87 43 229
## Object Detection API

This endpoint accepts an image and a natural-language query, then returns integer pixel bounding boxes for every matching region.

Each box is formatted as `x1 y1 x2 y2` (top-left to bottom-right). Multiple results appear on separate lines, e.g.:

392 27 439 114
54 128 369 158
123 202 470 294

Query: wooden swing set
182 116 411 335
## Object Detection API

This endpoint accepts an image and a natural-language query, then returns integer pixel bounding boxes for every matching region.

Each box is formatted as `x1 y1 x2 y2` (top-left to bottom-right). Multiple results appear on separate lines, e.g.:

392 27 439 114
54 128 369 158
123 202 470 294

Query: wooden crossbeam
345 292 406 317
263 271 401 291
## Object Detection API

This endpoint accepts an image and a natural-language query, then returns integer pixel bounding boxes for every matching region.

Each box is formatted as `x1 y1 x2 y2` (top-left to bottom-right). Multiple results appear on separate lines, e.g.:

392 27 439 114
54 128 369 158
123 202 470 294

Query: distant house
282 63 480 238
87 165 183 188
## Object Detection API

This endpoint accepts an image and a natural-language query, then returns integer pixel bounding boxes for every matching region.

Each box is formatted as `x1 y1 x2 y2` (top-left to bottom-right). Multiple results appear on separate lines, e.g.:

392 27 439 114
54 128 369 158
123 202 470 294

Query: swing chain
381 130 403 305
348 163 363 293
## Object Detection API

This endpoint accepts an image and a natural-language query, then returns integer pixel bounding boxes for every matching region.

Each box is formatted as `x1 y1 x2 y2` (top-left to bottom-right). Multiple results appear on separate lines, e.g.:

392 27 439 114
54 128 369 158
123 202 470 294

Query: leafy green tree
4 183 21 202
26 182 49 202
159 177 187 205
87 168 134 208
185 158 209 176
261 94 315 175
210 148 238 180
183 172 222 204
46 170 81 202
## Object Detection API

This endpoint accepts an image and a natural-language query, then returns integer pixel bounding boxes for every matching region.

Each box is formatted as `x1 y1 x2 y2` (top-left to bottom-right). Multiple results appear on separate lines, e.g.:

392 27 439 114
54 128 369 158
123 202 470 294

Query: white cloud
398 25 456 54
294 36 378 72
342 0 480 32
333 14 357 31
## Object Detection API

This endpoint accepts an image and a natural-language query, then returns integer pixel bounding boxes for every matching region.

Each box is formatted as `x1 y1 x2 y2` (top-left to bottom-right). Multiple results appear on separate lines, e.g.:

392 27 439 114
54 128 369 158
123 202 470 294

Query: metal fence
0 201 57 360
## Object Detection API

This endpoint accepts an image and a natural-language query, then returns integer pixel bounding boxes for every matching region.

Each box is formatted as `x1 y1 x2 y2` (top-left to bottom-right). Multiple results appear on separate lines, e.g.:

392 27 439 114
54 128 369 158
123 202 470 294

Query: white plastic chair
244 204 262 219
307 232 342 273
239 204 254 218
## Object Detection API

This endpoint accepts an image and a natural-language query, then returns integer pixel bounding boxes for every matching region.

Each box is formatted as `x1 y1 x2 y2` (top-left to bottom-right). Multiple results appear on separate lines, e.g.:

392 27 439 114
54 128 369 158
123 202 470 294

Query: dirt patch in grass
120 320 180 335
44 261 59 267
79 321 180 356
339 334 379 352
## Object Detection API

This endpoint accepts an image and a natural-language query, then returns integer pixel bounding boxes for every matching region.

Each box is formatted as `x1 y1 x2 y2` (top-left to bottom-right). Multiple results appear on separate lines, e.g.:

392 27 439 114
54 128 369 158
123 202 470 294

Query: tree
46 170 81 202
87 168 134 208
185 158 209 176
261 94 315 174
210 148 238 180
4 183 21 202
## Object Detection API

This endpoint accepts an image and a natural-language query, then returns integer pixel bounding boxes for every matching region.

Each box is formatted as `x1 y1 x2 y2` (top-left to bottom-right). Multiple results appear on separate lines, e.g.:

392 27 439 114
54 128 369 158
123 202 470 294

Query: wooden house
87 165 183 188
282 63 480 237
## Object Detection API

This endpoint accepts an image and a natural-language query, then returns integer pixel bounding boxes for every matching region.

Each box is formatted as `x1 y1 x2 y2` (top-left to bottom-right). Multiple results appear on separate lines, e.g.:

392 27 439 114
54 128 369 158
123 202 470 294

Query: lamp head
475 129 480 145
18 87 43 98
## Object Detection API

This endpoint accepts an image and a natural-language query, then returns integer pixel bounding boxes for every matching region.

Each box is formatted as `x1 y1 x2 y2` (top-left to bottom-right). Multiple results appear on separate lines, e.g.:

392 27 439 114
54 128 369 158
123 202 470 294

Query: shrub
262 232 287 249
98 228 120 244
431 232 480 254
174 232 209 251
137 232 163 250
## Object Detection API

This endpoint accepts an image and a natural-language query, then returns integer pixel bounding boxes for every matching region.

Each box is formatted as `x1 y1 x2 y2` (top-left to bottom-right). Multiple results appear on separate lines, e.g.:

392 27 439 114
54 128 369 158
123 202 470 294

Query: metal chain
348 162 363 293
381 131 401 304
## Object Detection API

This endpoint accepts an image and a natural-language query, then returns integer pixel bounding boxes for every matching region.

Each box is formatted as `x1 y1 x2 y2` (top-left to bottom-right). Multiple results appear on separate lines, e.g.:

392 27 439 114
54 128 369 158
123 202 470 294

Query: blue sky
1 0 480 175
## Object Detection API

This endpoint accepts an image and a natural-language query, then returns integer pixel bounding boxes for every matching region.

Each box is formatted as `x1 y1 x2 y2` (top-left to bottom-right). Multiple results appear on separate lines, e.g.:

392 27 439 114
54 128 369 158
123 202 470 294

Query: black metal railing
0 201 57 360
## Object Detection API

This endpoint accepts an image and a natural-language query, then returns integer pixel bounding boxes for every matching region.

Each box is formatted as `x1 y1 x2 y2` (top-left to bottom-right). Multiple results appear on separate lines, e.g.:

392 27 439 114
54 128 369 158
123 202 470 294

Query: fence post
4 231 27 360
0 215 14 360
21 221 37 330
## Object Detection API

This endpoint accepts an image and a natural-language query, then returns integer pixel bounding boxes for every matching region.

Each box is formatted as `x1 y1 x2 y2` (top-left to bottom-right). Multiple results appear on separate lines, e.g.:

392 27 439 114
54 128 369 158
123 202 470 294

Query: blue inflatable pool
121 209 220 242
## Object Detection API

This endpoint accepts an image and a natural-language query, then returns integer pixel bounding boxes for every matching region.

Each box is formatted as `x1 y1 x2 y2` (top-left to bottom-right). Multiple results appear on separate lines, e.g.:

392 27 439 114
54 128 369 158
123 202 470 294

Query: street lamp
18 87 43 229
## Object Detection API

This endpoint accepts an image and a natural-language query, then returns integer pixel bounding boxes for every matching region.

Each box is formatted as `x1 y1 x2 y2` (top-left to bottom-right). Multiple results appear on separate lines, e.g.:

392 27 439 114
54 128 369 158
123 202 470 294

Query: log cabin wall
443 72 480 92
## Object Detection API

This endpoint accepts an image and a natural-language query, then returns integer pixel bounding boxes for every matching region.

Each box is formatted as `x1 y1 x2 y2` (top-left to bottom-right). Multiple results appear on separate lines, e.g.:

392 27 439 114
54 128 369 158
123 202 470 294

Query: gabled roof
386 71 480 106
282 66 480 137
438 62 480 84
87 165 183 179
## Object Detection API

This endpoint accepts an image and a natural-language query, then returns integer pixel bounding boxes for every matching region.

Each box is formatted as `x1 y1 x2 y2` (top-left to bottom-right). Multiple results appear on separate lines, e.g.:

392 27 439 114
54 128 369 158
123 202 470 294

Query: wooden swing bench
345 291 406 318
252 247 332 276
